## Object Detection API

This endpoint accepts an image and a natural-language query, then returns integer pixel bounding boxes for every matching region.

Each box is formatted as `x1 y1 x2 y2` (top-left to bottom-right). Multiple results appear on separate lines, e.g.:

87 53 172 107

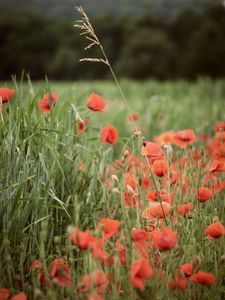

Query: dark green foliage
0 5 225 80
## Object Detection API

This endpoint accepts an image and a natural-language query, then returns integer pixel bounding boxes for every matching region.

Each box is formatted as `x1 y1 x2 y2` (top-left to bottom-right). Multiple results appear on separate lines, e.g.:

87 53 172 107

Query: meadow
0 78 225 300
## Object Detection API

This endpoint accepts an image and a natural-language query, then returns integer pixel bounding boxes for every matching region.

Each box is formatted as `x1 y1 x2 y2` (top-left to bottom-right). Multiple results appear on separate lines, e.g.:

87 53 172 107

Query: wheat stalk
74 6 169 224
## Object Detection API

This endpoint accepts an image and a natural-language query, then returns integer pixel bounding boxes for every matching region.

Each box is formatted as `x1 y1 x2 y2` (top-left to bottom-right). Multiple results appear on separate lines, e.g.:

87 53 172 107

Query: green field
0 79 225 299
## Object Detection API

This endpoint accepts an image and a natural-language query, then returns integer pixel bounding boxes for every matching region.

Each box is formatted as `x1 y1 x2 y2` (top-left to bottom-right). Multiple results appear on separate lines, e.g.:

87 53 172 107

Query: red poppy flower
180 262 193 277
30 259 41 271
154 131 174 145
89 237 110 261
191 271 216 285
204 221 225 240
87 93 106 112
130 258 153 290
11 293 27 300
71 227 93 249
100 124 118 145
80 270 108 294
123 192 141 208
0 288 10 300
0 87 15 103
152 228 177 251
142 202 171 221
215 121 225 132
176 202 194 217
38 92 58 113
86 293 104 300
125 175 137 191
50 258 72 287
128 112 139 123
78 119 90 134
173 129 196 147
152 159 168 177
168 271 188 290
197 187 213 202
115 239 126 265
96 218 120 240
141 141 164 163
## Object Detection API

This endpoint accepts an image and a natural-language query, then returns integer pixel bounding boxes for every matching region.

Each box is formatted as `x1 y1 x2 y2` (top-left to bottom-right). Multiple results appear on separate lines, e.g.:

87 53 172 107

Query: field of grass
0 78 225 299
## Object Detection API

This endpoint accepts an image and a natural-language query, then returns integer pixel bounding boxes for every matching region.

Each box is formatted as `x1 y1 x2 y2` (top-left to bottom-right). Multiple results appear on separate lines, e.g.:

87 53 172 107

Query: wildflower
0 288 10 300
173 129 196 147
86 293 104 300
80 270 108 294
123 192 141 209
142 202 171 221
71 227 93 249
87 93 106 112
50 258 72 287
176 202 194 218
38 92 58 113
96 218 120 240
128 112 139 123
197 187 213 202
11 293 27 300
115 239 126 265
130 258 153 290
180 262 193 277
152 228 177 251
78 119 90 134
152 159 168 177
0 87 15 103
141 142 164 163
30 259 41 271
100 124 118 145
204 221 225 240
191 271 216 285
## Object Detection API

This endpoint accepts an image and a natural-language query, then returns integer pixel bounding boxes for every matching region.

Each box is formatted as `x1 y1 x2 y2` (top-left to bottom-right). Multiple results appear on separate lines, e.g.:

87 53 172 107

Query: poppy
87 93 106 112
123 192 141 209
168 271 188 290
204 221 225 240
191 271 216 285
71 227 93 249
100 124 118 145
0 288 10 300
152 159 168 177
173 129 196 147
128 112 139 123
86 293 104 300
180 262 193 277
38 92 58 113
125 175 137 191
0 87 15 103
214 121 225 132
50 258 72 287
96 218 120 240
11 293 27 300
141 142 164 163
78 119 90 134
89 237 110 261
154 131 175 145
80 270 108 294
197 187 213 202
176 202 194 218
130 258 153 291
115 239 126 265
30 259 41 271
152 228 177 251
142 202 171 221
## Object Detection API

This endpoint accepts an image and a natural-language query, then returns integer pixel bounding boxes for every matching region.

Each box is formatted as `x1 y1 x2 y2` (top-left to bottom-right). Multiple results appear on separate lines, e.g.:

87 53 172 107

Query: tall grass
0 76 225 299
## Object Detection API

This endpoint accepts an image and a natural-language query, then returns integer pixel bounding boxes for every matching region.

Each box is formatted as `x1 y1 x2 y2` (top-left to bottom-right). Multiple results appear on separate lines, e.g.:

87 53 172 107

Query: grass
0 78 225 299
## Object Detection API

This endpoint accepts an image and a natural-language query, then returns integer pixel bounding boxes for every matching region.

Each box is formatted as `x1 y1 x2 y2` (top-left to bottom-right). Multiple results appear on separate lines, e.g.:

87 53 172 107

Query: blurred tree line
0 5 225 80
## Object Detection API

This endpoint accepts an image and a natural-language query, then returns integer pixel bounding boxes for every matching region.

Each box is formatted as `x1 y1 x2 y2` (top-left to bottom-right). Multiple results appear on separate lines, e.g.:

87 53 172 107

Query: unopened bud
112 174 119 183
126 184 134 194
111 188 120 194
